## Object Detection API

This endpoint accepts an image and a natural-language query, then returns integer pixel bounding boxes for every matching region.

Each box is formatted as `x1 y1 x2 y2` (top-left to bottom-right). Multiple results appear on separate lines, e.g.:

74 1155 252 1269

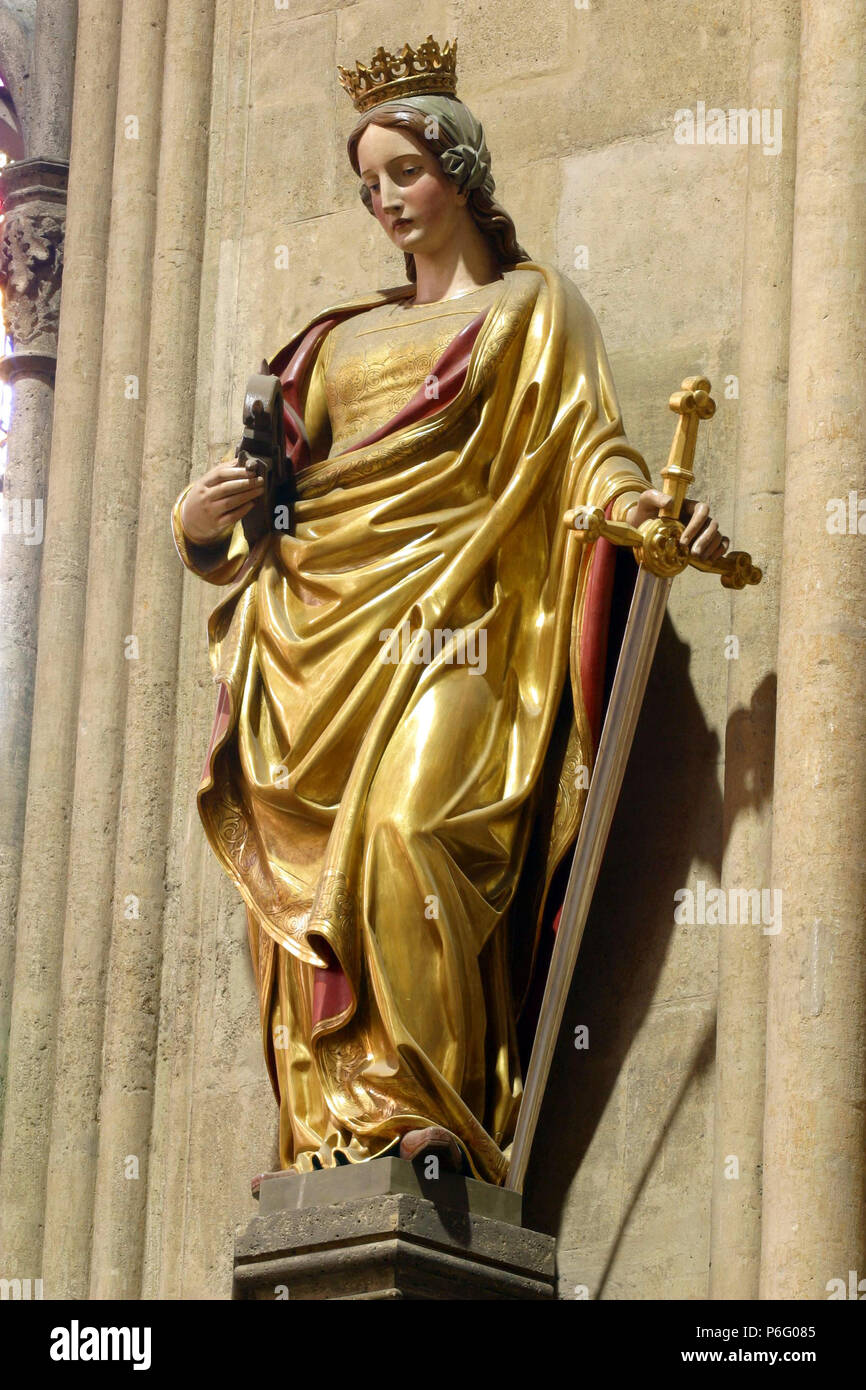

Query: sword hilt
659 375 715 520
563 376 762 589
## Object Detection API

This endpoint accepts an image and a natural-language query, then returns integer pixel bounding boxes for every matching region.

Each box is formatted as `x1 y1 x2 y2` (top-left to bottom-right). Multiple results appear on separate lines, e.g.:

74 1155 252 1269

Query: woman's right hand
180 459 265 546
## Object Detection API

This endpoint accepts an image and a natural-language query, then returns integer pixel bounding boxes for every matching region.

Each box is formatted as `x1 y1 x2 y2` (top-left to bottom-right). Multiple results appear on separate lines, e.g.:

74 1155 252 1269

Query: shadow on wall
523 599 777 1284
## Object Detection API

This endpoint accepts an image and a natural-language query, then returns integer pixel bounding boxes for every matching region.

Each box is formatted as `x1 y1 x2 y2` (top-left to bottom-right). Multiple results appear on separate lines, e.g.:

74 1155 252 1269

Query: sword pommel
668 376 715 420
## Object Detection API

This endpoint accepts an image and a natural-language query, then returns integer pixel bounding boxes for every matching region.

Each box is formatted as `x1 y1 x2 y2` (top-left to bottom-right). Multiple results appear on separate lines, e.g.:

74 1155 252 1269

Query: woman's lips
393 217 412 231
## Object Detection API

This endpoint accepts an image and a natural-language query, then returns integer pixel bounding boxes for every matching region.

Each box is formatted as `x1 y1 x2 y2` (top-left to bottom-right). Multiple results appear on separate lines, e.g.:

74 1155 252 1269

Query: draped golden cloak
172 261 650 1184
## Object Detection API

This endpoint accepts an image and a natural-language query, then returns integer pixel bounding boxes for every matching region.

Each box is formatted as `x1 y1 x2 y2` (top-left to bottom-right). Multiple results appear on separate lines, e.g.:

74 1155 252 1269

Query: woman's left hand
625 488 729 564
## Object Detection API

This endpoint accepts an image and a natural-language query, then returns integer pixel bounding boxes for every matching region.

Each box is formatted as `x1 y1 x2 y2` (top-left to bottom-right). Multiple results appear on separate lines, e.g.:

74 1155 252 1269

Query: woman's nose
379 174 402 212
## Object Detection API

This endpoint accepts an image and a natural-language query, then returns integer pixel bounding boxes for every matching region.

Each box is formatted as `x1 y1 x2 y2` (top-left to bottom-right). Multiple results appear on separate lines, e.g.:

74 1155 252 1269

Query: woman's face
356 122 466 259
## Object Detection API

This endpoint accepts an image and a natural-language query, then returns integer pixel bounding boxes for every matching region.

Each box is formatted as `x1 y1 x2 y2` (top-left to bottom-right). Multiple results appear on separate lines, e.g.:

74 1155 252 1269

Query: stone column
760 1 866 1298
709 0 798 1300
88 0 216 1300
0 2 77 1103
40 0 168 1301
0 156 66 1114
0 1 122 1281
27 0 77 161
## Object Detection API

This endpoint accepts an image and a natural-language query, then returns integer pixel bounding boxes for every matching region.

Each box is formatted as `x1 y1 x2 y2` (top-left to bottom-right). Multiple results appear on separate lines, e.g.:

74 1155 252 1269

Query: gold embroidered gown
172 262 650 1184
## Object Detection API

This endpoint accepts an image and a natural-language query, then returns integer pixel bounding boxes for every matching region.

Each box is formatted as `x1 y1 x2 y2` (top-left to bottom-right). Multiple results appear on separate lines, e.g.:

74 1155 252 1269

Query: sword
505 377 761 1194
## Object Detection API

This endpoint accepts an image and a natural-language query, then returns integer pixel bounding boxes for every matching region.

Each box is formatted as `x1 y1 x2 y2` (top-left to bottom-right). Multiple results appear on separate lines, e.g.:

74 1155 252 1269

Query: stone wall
0 0 863 1301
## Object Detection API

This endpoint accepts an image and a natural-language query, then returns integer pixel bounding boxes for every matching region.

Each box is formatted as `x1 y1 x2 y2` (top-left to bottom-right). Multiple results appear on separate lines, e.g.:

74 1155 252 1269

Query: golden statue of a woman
172 37 727 1186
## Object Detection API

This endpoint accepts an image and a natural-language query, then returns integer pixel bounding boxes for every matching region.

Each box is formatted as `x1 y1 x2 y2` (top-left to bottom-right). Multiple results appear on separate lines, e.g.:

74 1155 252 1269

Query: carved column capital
0 158 69 382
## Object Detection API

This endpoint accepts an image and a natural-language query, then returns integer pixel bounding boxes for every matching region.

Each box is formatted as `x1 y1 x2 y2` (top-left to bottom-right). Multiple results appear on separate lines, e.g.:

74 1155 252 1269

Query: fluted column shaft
88 0 216 1300
41 0 168 1300
0 1 122 1277
761 0 866 1299
709 0 799 1300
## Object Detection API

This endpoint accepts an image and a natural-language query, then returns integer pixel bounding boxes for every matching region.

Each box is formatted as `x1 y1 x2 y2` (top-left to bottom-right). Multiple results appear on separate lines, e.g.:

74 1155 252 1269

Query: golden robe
172 261 650 1184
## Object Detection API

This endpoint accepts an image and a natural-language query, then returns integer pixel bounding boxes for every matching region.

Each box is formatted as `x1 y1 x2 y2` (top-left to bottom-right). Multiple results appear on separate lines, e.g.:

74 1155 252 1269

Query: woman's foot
398 1126 463 1173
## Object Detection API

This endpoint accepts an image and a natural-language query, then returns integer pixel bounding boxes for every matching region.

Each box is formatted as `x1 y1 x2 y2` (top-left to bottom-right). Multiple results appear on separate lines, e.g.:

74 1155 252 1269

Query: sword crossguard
563 377 762 589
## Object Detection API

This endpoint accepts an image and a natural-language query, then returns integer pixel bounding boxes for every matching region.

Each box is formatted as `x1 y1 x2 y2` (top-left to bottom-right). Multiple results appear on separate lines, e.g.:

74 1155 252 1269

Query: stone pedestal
232 1158 556 1300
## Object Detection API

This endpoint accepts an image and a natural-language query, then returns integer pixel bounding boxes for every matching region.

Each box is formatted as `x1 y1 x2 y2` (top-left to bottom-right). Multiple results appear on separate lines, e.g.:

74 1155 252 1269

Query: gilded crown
338 35 458 113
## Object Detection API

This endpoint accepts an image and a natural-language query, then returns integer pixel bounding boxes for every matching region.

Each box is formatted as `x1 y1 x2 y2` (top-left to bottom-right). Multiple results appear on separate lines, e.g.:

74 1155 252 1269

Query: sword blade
505 566 673 1192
